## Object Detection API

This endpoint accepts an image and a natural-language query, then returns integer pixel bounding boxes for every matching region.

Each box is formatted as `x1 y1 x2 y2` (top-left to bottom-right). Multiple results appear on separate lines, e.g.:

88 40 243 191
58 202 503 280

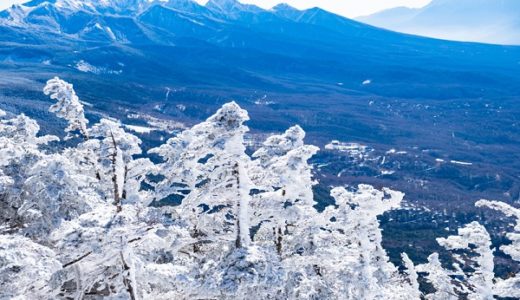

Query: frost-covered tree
249 125 319 258
44 77 89 139
48 203 193 299
149 102 274 298
437 221 495 299
418 199 520 299
416 253 458 300
19 154 99 239
303 185 415 299
2 79 520 299
0 235 61 298
419 222 494 300
401 253 422 300
0 112 59 231
476 200 520 298
150 102 253 251
87 118 150 209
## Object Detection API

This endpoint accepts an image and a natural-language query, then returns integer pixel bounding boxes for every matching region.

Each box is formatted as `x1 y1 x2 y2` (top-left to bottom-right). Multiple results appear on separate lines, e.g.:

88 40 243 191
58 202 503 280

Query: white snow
75 60 122 75
75 60 100 74
127 113 185 134
254 95 275 105
380 170 395 175
450 160 473 166
326 140 367 154
124 124 156 134
386 149 407 155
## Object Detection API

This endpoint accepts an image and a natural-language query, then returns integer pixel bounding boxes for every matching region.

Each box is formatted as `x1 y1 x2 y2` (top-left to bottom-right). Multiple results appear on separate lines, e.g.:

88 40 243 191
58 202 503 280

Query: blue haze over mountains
1 0 520 267
358 0 520 45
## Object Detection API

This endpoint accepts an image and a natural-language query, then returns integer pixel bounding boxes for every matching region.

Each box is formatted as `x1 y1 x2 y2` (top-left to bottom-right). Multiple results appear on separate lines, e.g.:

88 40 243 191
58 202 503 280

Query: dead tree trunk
109 131 122 213
233 162 242 249
120 252 137 300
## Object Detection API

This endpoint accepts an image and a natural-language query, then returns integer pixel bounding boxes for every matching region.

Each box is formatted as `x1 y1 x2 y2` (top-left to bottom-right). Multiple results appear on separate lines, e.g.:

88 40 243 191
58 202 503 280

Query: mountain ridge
1 0 519 97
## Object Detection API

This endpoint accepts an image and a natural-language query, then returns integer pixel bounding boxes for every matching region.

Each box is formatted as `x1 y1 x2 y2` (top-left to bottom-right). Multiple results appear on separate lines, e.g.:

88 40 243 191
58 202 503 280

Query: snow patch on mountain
75 60 122 75
124 124 156 134
325 140 370 156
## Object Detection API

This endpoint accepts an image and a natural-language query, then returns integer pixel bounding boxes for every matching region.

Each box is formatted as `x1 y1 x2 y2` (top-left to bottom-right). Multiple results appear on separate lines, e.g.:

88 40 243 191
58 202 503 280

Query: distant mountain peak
271 3 298 12
19 0 155 14
357 0 520 45
271 3 302 21
161 0 203 13
205 0 262 15
205 0 238 9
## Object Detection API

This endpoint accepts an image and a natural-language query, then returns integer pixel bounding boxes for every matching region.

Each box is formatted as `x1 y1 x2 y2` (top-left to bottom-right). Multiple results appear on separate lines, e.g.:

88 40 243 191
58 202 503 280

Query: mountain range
1 0 520 211
2 0 519 97
357 0 520 45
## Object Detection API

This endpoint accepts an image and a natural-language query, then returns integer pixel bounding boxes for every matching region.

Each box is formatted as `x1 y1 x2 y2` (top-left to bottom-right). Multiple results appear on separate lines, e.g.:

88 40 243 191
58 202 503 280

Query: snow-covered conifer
416 253 458 300
150 102 253 252
436 221 495 299
402 253 422 300
421 216 516 299
19 154 99 239
309 185 411 299
0 113 59 231
44 77 89 139
250 125 319 257
88 118 145 209
476 200 520 298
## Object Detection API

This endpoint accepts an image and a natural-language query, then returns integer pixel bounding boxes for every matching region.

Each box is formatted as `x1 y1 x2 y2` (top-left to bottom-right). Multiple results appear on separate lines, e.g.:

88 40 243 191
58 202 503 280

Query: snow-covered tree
416 253 458 300
476 200 520 298
419 200 520 299
2 80 520 299
436 221 495 299
249 125 319 258
0 234 61 298
87 118 150 209
44 77 89 139
18 154 99 239
305 185 415 299
401 253 422 300
48 203 193 299
150 102 253 252
0 113 59 232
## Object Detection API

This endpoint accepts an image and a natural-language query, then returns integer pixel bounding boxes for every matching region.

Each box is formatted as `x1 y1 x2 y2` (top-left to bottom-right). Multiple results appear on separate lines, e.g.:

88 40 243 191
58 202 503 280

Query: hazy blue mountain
357 0 520 45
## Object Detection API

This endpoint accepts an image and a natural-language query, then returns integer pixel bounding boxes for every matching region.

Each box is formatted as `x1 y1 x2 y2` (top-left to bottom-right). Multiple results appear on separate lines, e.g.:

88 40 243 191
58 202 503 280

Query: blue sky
1 0 432 18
